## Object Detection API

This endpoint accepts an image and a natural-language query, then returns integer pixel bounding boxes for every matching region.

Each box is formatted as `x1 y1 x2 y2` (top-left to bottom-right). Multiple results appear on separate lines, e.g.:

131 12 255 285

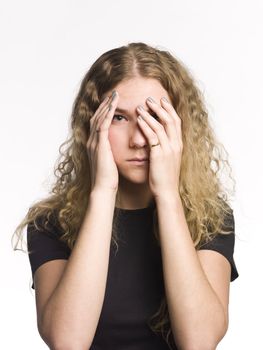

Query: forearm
42 189 116 349
155 194 226 350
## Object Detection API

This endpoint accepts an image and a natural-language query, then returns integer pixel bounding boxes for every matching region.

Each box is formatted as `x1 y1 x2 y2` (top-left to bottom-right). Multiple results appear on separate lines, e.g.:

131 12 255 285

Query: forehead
102 77 170 110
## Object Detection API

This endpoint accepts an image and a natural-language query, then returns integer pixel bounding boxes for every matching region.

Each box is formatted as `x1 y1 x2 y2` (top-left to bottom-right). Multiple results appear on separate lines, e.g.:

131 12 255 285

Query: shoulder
197 206 239 282
27 209 62 237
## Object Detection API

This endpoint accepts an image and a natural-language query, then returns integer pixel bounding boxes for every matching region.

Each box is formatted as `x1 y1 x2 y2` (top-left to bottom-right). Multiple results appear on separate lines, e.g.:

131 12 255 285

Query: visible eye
112 114 127 122
112 114 159 122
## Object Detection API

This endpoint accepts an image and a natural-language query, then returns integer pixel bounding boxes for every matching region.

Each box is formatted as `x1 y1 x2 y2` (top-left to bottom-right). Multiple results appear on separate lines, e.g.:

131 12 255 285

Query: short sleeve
27 213 71 289
198 209 239 282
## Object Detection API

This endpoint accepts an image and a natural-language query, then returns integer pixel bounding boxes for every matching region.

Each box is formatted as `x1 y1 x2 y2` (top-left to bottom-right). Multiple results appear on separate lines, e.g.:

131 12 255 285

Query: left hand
137 96 183 199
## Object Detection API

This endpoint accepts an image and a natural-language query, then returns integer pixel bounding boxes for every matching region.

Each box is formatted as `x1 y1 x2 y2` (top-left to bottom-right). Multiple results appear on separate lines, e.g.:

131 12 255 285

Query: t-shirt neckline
114 201 156 215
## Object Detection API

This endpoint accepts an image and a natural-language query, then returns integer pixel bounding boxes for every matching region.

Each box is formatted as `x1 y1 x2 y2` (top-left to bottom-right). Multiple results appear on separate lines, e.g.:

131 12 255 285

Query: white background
1 0 262 348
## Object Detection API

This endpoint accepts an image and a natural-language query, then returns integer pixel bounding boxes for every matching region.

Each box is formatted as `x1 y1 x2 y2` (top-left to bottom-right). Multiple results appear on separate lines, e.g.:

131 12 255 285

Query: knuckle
149 137 157 144
164 118 173 126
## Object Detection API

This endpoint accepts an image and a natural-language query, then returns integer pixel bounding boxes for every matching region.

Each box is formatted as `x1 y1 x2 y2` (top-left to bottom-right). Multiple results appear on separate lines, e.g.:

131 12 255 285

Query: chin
130 177 148 185
119 170 149 185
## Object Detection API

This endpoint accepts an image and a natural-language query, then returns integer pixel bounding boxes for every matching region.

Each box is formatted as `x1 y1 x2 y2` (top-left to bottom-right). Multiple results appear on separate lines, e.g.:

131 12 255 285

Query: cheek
108 127 126 146
108 128 118 149
108 128 125 161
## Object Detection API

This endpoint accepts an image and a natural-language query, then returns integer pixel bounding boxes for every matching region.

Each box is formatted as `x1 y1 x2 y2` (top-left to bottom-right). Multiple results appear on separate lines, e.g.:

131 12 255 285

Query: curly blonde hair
12 42 235 349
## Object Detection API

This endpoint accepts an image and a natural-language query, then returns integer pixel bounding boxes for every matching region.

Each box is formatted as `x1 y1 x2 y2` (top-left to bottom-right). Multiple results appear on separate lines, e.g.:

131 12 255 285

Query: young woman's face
102 77 171 185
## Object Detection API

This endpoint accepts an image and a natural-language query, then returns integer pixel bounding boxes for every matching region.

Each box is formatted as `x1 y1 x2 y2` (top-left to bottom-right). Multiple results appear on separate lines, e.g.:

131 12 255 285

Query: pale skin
35 77 231 349
102 77 231 349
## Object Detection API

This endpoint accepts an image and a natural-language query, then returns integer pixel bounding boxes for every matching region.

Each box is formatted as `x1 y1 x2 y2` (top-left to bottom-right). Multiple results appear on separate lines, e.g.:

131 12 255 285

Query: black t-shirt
27 204 239 350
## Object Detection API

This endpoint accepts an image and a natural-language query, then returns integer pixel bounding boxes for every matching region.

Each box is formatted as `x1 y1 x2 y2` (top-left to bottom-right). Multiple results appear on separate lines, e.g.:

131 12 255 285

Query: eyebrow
115 107 152 114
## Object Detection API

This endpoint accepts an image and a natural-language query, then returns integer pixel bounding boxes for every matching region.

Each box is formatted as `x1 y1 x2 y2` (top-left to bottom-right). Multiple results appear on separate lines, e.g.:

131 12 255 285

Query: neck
116 177 153 210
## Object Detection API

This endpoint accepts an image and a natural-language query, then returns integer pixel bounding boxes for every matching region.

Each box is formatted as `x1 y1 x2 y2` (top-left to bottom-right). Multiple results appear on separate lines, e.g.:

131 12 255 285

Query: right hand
86 91 119 193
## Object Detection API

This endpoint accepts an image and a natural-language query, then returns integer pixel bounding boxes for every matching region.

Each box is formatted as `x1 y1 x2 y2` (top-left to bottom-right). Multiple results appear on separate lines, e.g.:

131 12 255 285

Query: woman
12 42 239 350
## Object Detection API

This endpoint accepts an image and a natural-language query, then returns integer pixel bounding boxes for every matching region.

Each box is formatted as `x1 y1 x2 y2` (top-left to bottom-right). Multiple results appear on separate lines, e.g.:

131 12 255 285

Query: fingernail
161 97 169 103
112 90 117 100
147 97 155 103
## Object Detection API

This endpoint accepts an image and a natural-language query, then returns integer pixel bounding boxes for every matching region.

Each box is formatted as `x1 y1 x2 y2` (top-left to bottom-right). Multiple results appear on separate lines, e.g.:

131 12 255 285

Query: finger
89 91 119 150
90 89 118 129
87 95 112 173
90 96 110 122
159 97 183 144
89 102 110 148
98 91 119 136
90 102 109 131
136 105 169 151
137 115 162 150
89 102 111 150
89 93 114 145
87 96 110 153
89 98 111 133
146 97 177 142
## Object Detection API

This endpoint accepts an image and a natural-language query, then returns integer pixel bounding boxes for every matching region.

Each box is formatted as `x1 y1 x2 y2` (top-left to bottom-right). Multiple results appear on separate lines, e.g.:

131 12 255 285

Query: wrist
90 188 117 199
154 191 182 206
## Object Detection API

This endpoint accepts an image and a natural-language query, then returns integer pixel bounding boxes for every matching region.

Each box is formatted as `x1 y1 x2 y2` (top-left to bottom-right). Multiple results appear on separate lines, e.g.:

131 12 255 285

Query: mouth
127 159 149 166
128 158 149 161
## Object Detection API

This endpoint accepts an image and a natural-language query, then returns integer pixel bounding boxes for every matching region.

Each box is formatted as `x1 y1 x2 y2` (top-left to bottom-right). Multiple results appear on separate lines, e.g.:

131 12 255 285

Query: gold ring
151 142 160 148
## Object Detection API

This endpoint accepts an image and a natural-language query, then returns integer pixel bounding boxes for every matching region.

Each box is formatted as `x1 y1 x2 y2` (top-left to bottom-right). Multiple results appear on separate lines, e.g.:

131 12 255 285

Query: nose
129 122 148 149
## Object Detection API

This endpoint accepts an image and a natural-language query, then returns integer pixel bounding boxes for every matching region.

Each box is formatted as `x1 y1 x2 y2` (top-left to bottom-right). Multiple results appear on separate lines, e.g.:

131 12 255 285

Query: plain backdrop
1 0 262 348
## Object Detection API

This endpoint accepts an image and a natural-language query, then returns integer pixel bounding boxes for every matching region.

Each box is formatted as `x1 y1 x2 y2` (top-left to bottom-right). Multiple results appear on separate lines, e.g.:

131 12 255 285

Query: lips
128 158 148 161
